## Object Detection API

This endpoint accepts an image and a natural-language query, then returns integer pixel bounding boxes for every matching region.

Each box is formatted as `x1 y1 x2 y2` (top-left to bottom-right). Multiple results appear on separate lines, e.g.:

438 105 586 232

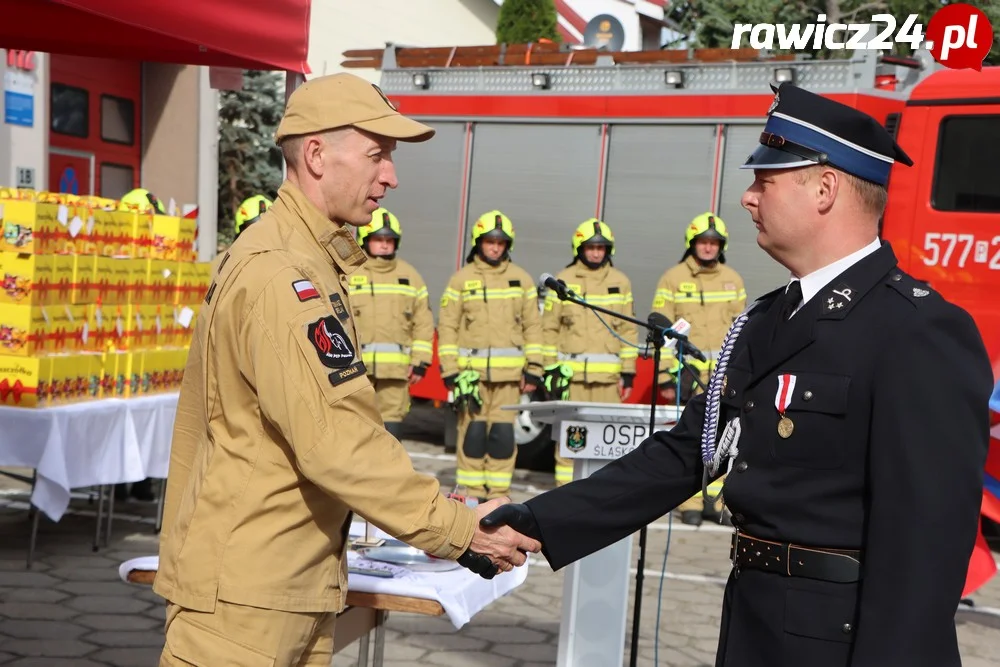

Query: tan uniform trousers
159 600 336 667
455 381 520 500
372 378 410 423
555 382 620 486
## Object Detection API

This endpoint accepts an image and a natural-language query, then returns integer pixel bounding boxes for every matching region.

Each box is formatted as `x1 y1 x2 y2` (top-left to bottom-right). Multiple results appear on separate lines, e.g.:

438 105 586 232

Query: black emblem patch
608 286 620 294
822 282 854 313
306 316 355 369
398 277 410 285
509 280 521 287
328 293 350 322
204 281 217 305
329 361 367 386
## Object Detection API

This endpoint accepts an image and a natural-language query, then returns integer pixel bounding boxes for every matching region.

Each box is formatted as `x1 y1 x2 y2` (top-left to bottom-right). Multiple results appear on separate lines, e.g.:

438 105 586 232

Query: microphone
647 313 707 362
539 273 574 300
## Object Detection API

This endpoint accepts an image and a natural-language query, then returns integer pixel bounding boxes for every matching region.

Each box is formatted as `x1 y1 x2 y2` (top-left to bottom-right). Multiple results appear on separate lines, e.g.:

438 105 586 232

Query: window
50 84 88 138
932 115 1000 213
100 163 134 200
101 95 135 145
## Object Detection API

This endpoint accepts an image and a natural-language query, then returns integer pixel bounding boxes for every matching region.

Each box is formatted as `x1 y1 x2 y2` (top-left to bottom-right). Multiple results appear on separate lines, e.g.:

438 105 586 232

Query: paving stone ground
1 440 998 666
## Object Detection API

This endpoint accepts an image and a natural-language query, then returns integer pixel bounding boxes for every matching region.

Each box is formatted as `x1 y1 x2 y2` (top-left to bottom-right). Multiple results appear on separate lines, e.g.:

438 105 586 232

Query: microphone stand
545 284 705 667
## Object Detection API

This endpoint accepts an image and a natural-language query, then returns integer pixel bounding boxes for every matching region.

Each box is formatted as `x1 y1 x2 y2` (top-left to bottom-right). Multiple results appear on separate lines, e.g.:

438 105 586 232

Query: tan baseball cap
274 73 435 143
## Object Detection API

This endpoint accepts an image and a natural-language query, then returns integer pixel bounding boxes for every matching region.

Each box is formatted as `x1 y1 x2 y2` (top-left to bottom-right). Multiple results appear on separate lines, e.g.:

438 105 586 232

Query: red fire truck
344 44 1000 469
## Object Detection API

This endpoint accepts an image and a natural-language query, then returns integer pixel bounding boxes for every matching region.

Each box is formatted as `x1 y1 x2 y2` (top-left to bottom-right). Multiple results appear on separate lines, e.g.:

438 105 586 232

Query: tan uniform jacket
349 256 434 381
437 257 543 383
541 262 638 384
153 181 475 614
653 255 747 371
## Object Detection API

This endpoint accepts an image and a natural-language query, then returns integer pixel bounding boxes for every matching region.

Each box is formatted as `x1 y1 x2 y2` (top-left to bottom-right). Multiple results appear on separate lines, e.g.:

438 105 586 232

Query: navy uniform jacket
525 243 993 667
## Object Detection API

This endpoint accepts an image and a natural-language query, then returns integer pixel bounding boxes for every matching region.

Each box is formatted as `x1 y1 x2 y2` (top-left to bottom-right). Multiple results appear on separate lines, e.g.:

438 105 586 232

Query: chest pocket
771 372 851 469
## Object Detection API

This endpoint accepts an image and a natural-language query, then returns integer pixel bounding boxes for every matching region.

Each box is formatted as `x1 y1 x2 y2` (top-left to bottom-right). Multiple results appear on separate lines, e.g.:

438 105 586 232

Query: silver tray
358 545 462 573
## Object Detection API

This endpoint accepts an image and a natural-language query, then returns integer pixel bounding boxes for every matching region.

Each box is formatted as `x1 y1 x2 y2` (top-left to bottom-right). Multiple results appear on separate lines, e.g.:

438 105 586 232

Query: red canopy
0 0 311 73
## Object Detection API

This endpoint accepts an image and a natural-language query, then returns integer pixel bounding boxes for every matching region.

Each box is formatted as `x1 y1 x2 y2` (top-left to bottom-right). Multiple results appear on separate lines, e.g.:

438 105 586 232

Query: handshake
457 498 543 580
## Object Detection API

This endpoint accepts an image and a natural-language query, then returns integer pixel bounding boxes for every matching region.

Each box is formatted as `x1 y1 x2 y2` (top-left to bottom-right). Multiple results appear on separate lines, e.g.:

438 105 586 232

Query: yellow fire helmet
684 212 729 252
572 218 615 257
358 207 402 248
470 210 515 250
235 194 273 235
119 188 165 215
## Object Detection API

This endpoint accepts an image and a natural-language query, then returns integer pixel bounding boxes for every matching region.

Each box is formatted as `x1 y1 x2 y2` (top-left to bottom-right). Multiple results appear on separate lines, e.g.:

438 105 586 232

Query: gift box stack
0 188 211 407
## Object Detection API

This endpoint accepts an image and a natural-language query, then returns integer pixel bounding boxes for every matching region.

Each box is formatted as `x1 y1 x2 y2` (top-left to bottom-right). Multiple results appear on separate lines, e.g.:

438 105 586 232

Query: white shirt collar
787 238 882 312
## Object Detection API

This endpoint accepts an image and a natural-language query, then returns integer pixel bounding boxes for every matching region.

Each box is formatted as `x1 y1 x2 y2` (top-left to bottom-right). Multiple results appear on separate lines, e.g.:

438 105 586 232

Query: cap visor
740 144 817 170
354 114 435 143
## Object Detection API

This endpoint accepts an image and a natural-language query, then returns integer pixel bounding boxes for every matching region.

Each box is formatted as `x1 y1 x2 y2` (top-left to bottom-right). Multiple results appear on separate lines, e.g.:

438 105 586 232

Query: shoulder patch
328 293 350 322
292 279 320 302
398 277 410 285
329 361 367 386
306 315 356 369
608 286 620 294
509 279 521 288
885 271 933 306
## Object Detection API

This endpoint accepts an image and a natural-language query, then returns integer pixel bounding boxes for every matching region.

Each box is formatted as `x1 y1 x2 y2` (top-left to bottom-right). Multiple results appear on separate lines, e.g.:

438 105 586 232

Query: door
48 149 94 196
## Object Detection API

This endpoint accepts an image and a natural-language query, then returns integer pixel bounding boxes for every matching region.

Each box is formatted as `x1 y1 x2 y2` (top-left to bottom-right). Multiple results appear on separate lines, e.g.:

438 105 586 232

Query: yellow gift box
106 350 144 398
174 261 201 305
72 255 97 305
82 352 104 399
49 254 76 305
0 199 62 255
0 252 52 306
151 215 197 262
0 304 48 356
86 304 115 353
100 258 132 306
46 353 85 405
171 304 199 347
129 211 155 259
147 259 175 304
0 354 49 407
126 258 148 305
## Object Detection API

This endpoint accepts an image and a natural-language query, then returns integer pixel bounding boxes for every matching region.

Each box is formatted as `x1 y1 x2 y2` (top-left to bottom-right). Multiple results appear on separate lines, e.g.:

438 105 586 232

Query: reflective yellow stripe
672 290 743 304
655 289 674 302
523 344 544 355
352 284 421 297
416 286 428 300
411 340 433 354
584 294 627 306
362 351 410 365
619 348 638 360
456 470 486 486
439 344 459 357
564 360 621 374
555 465 574 483
486 471 513 487
542 345 559 356
460 356 526 370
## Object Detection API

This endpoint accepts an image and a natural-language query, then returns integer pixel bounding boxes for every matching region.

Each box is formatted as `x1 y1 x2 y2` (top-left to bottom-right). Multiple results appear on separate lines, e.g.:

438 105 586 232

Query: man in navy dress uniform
482 83 995 667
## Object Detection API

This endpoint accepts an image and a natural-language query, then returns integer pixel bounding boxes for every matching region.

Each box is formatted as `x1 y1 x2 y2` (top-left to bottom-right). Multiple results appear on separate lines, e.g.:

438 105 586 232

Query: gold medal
777 416 794 438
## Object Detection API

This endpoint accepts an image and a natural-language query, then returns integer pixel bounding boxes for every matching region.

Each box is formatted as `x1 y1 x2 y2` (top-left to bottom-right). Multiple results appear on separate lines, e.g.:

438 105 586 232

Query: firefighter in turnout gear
351 207 434 439
542 220 637 485
653 212 746 525
438 211 544 500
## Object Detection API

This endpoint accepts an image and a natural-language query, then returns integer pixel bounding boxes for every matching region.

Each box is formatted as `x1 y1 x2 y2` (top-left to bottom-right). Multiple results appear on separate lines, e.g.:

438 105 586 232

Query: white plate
358 546 462 573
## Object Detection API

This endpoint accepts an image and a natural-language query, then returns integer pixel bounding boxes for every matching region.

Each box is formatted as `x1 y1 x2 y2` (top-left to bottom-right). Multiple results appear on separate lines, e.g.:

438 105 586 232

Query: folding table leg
355 631 370 667
155 479 166 533
372 610 388 667
26 507 40 569
93 485 106 552
105 486 116 547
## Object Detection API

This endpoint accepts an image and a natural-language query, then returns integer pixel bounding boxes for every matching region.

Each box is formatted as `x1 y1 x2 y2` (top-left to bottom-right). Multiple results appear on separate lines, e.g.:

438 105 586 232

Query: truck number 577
922 233 1000 270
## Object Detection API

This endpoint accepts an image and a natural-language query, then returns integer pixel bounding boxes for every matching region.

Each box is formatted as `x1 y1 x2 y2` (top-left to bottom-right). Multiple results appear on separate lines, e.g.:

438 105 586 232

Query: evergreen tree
496 0 561 44
217 70 284 248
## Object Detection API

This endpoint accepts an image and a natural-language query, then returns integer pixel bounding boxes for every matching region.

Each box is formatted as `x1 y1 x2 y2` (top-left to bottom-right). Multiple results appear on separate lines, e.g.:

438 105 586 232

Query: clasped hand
458 498 542 579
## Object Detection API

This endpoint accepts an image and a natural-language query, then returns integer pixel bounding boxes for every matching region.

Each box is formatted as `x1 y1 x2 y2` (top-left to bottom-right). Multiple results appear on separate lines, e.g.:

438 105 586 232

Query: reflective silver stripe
459 347 523 358
557 352 620 363
362 343 409 353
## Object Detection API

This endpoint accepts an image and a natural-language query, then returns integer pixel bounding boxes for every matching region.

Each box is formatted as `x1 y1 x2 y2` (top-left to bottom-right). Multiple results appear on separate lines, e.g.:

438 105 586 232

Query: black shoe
680 510 703 526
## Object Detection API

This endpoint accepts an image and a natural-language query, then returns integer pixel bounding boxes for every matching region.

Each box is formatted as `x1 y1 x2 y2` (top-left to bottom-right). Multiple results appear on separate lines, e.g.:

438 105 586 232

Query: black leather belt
730 531 862 584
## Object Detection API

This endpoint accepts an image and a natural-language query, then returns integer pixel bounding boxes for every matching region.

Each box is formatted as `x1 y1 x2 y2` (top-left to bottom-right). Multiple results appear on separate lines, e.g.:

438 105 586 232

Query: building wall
0 50 48 192
307 0 499 83
141 63 199 207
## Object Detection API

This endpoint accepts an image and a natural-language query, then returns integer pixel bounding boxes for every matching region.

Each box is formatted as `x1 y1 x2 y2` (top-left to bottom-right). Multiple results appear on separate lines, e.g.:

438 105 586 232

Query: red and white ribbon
775 373 797 414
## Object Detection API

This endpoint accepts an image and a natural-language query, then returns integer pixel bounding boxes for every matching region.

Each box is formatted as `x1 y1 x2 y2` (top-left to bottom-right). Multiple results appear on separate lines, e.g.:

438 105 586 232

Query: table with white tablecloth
0 392 177 521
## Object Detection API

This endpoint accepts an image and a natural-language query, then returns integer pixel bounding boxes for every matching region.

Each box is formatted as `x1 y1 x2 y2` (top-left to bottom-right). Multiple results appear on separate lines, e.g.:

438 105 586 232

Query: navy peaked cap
741 82 913 186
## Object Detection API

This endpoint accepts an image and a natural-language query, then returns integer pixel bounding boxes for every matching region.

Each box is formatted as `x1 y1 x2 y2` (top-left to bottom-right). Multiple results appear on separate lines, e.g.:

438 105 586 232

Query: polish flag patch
292 279 320 302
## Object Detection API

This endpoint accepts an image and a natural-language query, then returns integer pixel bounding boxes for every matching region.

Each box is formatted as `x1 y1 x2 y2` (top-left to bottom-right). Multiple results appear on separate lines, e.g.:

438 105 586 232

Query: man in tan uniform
438 211 544 501
351 207 434 438
154 74 540 666
652 212 746 525
542 219 637 485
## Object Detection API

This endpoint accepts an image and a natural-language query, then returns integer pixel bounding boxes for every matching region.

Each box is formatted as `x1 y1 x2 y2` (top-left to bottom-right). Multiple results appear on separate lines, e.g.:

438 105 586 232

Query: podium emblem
566 425 588 452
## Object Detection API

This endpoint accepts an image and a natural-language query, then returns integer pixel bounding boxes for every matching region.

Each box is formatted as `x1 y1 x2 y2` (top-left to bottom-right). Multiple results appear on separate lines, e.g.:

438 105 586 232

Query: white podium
509 400 683 667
